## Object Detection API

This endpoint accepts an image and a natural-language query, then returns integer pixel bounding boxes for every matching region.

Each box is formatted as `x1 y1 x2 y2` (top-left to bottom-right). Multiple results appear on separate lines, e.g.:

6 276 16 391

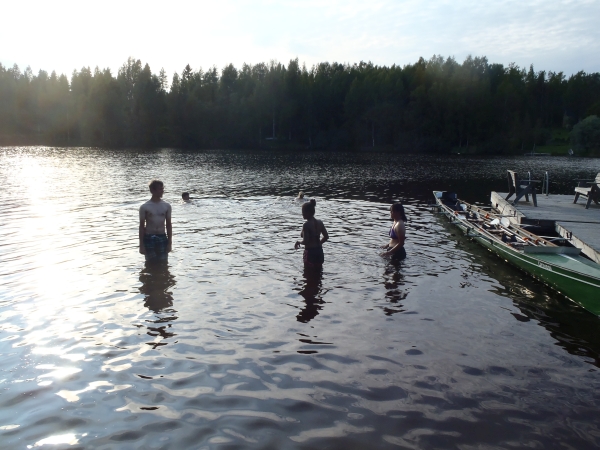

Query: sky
2 0 600 81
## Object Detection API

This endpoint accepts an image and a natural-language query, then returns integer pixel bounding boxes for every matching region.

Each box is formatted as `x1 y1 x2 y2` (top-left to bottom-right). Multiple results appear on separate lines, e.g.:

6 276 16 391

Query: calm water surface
2 147 600 449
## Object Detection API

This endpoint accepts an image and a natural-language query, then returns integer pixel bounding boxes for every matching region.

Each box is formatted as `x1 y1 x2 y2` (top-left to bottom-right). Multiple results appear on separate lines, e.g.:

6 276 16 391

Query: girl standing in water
381 203 407 260
295 199 329 267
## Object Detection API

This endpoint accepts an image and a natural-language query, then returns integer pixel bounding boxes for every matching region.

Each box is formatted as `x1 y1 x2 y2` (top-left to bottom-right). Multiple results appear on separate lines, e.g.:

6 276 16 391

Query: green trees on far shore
571 116 600 154
1 55 600 153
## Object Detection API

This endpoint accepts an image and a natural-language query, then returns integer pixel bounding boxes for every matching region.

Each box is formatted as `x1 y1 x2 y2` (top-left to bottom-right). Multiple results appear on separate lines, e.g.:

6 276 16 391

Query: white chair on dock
574 173 600 209
505 170 540 207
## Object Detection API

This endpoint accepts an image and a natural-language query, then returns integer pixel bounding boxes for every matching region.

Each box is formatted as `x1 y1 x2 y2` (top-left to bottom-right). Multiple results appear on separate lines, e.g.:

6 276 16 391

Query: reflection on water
382 262 408 315
2 147 600 448
139 261 177 349
139 261 175 312
296 267 325 323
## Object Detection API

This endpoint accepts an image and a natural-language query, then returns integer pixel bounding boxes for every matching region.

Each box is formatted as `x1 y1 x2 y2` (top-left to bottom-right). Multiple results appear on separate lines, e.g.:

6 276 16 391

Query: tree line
1 55 599 153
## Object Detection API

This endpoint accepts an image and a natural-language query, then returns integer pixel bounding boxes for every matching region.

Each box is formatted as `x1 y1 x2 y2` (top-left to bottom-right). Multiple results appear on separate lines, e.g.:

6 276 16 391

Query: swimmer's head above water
182 192 190 201
297 191 304 199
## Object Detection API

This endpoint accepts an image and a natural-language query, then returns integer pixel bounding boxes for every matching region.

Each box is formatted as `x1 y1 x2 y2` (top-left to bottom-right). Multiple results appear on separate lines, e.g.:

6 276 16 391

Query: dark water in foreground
1 147 600 449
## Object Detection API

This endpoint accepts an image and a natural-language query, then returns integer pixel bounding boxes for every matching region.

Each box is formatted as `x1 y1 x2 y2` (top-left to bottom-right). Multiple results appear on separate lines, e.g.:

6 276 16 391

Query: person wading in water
294 199 329 268
139 179 172 262
380 202 407 260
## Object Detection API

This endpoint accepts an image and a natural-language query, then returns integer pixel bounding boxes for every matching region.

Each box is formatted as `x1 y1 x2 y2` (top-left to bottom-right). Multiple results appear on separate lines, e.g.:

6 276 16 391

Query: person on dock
381 203 407 260
139 180 172 262
295 199 329 268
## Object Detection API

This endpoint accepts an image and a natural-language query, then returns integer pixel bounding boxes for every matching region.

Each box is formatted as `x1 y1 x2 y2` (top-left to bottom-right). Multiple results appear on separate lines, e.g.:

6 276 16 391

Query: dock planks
491 192 600 264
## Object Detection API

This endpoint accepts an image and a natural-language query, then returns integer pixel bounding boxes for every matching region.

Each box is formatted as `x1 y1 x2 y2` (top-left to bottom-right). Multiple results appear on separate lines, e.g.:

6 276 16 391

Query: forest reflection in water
2 147 600 448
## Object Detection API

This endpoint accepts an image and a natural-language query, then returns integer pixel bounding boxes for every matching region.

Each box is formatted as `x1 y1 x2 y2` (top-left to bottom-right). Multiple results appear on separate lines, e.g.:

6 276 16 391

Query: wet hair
297 191 304 199
390 203 408 222
182 192 190 200
148 179 163 192
302 198 316 218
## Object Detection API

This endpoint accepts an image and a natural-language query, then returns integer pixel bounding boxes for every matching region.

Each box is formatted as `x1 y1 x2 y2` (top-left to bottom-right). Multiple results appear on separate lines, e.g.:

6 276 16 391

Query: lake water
2 147 600 449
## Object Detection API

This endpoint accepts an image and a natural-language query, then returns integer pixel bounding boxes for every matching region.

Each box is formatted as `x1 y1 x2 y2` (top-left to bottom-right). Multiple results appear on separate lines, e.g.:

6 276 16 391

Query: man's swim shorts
144 234 169 261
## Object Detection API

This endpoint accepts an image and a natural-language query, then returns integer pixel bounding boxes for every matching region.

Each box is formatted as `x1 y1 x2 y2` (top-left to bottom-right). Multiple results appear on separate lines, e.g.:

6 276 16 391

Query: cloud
1 0 598 78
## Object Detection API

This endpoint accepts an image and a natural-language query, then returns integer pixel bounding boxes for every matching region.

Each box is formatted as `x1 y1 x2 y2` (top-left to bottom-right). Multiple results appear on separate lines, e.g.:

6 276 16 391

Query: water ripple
2 148 600 448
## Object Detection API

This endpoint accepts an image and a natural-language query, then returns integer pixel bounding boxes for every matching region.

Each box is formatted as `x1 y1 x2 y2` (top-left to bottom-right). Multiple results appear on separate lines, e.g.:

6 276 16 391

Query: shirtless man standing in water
139 180 172 261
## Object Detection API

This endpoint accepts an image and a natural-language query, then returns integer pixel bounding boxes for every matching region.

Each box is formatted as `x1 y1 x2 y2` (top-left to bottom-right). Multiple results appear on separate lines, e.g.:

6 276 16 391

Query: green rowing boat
434 191 600 315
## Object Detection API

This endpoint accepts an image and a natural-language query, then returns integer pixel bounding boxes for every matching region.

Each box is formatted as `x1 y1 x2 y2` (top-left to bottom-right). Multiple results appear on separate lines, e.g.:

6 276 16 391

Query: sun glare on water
29 433 87 448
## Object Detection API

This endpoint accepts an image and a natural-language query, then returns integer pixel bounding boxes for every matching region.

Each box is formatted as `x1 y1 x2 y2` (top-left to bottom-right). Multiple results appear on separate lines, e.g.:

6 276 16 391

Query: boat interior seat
574 173 600 209
440 192 464 211
502 233 518 243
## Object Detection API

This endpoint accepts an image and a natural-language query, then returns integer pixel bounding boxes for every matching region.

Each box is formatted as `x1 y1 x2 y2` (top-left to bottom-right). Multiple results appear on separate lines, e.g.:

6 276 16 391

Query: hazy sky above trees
3 0 599 79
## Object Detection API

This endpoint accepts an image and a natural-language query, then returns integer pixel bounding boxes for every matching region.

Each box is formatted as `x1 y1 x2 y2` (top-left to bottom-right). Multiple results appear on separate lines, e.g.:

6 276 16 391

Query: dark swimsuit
303 219 324 267
388 223 406 260
304 246 324 267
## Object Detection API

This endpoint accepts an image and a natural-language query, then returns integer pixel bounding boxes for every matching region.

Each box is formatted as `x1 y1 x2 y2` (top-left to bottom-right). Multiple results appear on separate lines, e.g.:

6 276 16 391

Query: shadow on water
296 266 325 323
139 261 178 347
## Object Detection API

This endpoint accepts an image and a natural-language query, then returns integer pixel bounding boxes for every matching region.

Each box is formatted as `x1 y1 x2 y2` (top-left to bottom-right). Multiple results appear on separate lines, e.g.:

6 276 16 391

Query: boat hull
435 191 600 315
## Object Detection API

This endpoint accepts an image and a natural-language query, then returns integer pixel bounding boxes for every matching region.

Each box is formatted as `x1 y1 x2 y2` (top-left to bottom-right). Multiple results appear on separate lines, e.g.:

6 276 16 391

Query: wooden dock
490 192 600 264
